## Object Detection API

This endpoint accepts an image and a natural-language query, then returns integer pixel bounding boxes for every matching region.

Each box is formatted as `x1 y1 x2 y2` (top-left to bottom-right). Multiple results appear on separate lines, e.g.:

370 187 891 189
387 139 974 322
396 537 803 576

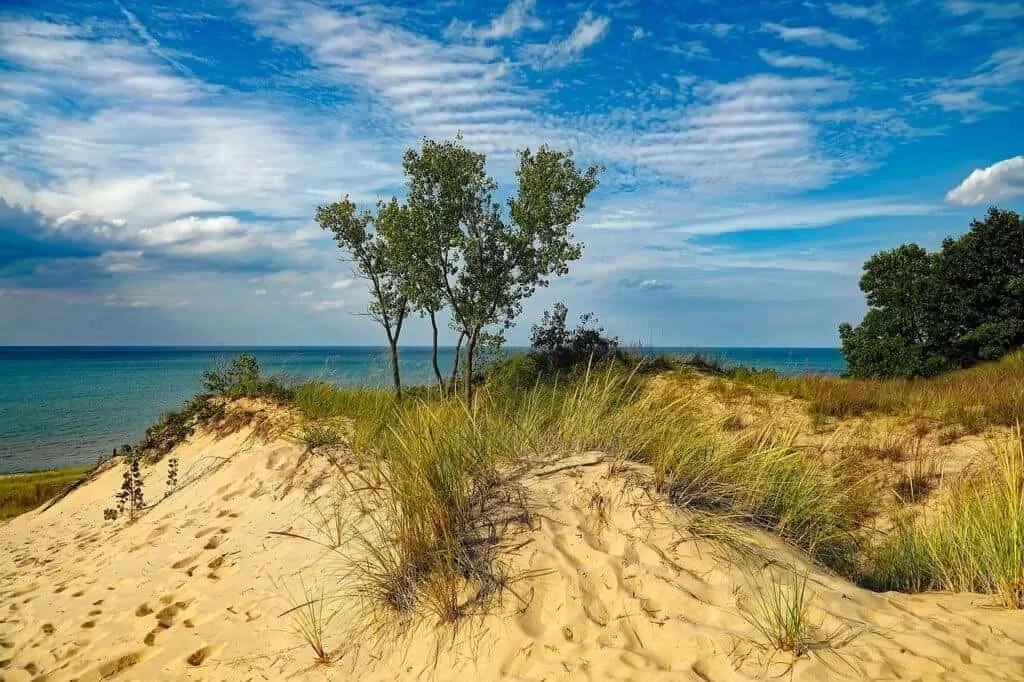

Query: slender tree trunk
449 331 465 396
428 310 444 393
465 329 479 406
389 339 402 399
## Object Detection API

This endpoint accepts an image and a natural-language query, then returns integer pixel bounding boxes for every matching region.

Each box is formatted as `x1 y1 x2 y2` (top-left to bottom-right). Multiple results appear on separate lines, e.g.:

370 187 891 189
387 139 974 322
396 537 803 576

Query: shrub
529 302 619 374
202 352 293 400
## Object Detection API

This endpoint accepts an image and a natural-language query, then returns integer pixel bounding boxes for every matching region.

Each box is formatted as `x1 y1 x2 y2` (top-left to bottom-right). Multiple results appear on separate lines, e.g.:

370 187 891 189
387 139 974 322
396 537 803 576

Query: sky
0 0 1022 347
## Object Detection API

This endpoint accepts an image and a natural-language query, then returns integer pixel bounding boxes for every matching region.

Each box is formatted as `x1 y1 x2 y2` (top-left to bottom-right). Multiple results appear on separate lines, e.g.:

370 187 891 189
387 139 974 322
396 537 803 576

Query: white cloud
945 156 1024 204
929 47 1024 116
687 23 735 38
758 50 833 71
331 277 356 290
826 3 889 24
944 1 1024 20
445 0 544 42
670 198 936 234
665 41 712 60
524 10 610 67
761 23 862 50
631 26 648 40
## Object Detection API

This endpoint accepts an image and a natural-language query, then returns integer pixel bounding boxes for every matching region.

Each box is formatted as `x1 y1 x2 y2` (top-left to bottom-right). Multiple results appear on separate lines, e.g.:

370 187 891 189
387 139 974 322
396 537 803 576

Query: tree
840 207 1024 378
316 196 411 397
403 138 602 402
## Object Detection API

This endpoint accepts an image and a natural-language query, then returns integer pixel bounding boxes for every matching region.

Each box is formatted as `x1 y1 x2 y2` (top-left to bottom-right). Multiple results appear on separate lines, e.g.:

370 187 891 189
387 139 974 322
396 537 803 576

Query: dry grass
868 428 1024 607
731 351 1024 428
280 579 339 665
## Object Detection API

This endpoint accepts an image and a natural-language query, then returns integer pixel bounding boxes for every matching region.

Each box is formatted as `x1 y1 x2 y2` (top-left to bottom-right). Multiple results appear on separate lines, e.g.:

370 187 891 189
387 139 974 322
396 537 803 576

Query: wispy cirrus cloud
929 46 1024 116
944 0 1024 21
758 49 834 71
761 22 862 50
826 3 889 24
444 0 543 42
522 10 610 68
1 0 1017 346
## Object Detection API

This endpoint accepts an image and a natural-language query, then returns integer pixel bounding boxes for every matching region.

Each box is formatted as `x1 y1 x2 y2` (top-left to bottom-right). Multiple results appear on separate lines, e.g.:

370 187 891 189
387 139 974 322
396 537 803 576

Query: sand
2 404 1024 681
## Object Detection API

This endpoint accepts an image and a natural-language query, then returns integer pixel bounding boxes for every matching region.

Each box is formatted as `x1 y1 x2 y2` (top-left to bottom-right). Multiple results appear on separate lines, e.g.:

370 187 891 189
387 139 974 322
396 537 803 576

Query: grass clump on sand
729 351 1024 428
0 466 91 520
867 428 1024 608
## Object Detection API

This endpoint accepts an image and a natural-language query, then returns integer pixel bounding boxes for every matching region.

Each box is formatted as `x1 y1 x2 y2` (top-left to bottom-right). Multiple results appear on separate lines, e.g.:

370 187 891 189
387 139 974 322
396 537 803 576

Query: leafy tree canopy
840 207 1024 378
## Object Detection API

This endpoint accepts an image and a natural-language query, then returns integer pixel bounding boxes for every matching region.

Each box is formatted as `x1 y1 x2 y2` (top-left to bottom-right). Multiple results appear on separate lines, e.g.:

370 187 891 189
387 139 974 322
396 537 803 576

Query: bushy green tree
402 138 602 402
840 208 1024 378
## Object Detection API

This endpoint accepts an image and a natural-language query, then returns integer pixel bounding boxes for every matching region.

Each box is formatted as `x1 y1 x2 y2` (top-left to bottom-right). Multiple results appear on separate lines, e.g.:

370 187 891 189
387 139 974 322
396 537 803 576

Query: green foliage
202 353 292 400
316 198 411 397
165 457 179 493
841 208 1024 378
0 467 91 520
401 137 602 402
529 302 619 373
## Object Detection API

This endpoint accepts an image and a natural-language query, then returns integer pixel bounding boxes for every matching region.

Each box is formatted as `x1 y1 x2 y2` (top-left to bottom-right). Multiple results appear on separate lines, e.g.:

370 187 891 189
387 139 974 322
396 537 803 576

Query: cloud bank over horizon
0 0 1021 346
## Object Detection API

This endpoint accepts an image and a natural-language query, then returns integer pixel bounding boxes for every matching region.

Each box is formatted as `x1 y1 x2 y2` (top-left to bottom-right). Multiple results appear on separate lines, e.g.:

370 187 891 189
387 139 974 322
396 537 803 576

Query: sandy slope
2 408 1024 681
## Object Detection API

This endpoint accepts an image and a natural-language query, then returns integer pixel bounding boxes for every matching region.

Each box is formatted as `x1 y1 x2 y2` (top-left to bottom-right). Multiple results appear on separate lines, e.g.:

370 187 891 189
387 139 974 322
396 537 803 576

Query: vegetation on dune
840 208 1024 378
287 361 871 629
867 429 1024 608
727 350 1024 427
316 136 602 401
0 466 91 520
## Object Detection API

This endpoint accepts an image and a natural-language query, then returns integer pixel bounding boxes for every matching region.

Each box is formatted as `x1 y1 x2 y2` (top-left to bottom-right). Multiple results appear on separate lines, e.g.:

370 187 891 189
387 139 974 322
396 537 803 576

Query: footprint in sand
186 644 220 667
578 572 610 627
203 529 230 550
155 600 192 628
171 553 201 570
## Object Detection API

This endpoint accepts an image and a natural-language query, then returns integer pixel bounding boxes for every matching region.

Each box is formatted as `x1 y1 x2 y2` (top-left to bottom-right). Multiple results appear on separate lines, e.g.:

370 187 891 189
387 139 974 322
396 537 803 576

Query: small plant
165 457 179 493
281 581 337 665
868 428 1024 608
740 570 818 657
721 413 746 432
893 450 941 503
937 426 964 446
297 422 346 450
104 449 145 522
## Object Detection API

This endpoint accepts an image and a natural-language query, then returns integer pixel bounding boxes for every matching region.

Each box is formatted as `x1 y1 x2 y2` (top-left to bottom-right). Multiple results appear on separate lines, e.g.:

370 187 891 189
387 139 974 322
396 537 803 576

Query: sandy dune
2 407 1024 681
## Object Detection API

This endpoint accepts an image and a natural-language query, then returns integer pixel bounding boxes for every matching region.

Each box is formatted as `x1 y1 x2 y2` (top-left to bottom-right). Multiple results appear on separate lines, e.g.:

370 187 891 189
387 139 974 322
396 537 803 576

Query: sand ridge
2 412 1024 680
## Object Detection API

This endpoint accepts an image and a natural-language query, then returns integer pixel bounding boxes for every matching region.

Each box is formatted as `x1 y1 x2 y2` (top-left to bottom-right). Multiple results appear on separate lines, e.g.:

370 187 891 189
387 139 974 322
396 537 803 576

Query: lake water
0 346 843 473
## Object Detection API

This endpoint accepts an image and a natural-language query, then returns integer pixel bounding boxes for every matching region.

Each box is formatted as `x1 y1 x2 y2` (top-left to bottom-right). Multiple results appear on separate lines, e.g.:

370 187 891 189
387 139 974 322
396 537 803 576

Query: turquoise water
0 346 843 473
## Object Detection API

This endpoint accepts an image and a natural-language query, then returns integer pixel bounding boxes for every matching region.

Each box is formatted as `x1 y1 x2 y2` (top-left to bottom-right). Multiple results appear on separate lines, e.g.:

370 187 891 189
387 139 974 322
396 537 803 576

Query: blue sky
1 0 1022 346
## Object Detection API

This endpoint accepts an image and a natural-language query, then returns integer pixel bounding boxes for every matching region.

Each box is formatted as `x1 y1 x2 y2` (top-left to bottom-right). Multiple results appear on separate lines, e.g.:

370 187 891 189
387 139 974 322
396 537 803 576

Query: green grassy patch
0 466 92 521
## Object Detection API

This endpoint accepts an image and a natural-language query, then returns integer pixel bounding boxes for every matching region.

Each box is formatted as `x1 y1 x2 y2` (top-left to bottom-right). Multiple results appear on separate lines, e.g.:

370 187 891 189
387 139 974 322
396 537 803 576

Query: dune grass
741 569 818 657
296 364 875 631
867 428 1024 607
728 350 1024 428
275 356 1024 626
0 466 92 520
